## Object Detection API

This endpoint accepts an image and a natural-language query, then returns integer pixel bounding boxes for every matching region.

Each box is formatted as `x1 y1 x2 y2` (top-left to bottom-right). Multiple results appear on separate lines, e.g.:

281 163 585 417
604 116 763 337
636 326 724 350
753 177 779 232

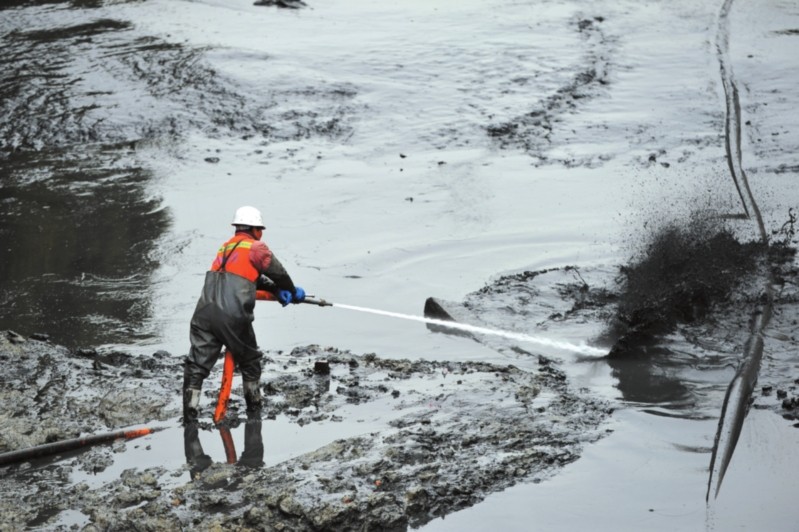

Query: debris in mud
754 380 799 428
254 0 307 8
0 336 609 530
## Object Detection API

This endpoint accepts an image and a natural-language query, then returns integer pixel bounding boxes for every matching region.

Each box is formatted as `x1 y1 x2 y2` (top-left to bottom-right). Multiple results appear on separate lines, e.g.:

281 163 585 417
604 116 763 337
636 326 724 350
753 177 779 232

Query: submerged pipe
0 427 156 467
706 296 772 501
707 0 773 500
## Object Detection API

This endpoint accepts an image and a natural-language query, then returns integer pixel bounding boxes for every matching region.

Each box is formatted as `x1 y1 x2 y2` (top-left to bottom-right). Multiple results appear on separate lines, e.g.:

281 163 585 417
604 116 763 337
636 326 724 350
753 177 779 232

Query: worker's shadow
184 420 264 480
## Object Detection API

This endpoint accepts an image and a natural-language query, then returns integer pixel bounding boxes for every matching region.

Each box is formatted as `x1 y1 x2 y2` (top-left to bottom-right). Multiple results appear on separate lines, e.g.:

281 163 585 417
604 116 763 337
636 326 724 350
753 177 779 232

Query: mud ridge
486 15 611 164
0 5 357 154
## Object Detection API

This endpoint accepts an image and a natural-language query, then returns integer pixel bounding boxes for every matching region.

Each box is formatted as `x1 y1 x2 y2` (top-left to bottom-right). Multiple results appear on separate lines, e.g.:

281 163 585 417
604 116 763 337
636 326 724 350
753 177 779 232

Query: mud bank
0 333 610 530
0 331 179 453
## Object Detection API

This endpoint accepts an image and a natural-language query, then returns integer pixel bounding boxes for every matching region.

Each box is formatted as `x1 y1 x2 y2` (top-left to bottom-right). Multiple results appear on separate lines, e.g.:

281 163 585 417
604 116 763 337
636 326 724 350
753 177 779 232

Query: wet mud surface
4 220 798 529
0 333 609 530
0 2 353 152
487 15 612 167
2 0 799 529
0 332 178 453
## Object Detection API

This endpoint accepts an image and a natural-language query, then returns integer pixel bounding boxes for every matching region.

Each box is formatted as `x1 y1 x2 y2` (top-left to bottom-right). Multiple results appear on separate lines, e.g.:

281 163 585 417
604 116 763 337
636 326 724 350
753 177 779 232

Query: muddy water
0 4 177 348
0 147 169 347
2 0 799 530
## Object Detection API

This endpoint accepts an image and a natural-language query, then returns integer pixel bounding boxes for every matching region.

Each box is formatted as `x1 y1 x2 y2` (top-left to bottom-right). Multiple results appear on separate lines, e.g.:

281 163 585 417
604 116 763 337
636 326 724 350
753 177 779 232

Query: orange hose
256 290 276 301
219 426 237 464
122 427 154 439
213 351 235 424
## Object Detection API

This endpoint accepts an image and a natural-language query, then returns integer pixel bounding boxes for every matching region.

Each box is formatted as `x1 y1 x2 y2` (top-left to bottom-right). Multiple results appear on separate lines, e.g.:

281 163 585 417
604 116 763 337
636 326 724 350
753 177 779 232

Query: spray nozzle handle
303 297 332 307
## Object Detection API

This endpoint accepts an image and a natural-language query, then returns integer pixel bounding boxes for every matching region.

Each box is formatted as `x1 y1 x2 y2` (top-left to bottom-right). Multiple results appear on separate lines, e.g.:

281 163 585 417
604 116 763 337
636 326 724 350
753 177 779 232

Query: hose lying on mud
706 0 774 502
0 427 157 467
706 304 771 501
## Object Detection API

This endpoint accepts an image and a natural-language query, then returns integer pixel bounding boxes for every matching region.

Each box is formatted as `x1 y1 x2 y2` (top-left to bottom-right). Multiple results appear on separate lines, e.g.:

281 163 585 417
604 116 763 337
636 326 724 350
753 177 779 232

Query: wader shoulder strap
218 240 242 273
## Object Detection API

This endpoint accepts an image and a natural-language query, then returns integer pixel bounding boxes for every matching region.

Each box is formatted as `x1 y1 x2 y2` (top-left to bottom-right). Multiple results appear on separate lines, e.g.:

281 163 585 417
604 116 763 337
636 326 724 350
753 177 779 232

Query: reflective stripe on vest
210 235 259 282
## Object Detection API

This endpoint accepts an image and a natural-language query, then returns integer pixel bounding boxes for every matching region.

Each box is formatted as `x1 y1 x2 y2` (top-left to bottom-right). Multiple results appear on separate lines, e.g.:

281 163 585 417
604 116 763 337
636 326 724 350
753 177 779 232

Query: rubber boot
183 388 201 424
243 380 263 416
183 424 212 478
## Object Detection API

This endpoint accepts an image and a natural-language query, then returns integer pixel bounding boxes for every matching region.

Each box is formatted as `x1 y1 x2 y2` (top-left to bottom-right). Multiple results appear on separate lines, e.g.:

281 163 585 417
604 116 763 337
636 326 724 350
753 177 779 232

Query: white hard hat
231 206 265 228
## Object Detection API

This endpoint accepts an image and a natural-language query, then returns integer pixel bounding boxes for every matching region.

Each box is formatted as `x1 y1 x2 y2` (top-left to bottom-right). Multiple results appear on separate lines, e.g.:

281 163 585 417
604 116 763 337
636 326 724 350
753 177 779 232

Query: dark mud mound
606 217 766 356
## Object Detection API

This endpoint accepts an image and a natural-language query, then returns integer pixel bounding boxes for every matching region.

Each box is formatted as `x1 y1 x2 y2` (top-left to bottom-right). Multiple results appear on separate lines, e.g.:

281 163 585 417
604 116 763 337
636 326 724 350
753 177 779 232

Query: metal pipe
0 427 156 466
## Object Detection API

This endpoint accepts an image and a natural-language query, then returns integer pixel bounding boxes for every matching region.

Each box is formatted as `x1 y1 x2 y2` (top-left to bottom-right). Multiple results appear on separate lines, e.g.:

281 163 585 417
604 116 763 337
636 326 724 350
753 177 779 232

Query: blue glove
277 290 293 306
292 286 306 304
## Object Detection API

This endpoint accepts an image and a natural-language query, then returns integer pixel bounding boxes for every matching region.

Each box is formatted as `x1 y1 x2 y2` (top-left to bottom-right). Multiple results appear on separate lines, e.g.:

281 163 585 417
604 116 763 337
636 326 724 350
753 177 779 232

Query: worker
183 206 305 423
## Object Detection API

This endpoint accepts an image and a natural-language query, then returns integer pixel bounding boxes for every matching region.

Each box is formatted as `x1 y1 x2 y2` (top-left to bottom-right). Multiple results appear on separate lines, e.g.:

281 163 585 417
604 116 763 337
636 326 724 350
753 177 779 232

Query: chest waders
183 241 264 424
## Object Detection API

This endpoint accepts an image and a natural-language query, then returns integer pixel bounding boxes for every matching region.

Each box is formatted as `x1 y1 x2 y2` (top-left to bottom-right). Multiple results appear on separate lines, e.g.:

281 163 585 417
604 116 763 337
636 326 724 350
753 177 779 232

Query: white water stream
331 302 608 358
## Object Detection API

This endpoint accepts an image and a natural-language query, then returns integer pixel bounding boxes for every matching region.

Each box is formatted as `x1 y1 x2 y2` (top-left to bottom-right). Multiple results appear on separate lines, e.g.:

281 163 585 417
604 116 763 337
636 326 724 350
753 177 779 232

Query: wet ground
2 0 799 530
0 331 611 530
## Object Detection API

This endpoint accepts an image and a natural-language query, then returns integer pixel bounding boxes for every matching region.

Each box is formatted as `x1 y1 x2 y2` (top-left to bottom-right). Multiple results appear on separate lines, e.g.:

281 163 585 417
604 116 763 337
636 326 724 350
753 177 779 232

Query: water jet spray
302 297 606 357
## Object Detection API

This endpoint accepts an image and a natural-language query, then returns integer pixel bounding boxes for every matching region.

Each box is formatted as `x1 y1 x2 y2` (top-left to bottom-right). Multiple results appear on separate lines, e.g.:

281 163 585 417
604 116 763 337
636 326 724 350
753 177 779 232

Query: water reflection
184 421 265 480
607 346 693 407
0 147 170 347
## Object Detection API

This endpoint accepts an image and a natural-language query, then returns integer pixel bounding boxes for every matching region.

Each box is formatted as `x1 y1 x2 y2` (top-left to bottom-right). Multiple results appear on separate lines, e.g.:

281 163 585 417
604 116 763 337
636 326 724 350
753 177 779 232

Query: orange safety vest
210 234 260 283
